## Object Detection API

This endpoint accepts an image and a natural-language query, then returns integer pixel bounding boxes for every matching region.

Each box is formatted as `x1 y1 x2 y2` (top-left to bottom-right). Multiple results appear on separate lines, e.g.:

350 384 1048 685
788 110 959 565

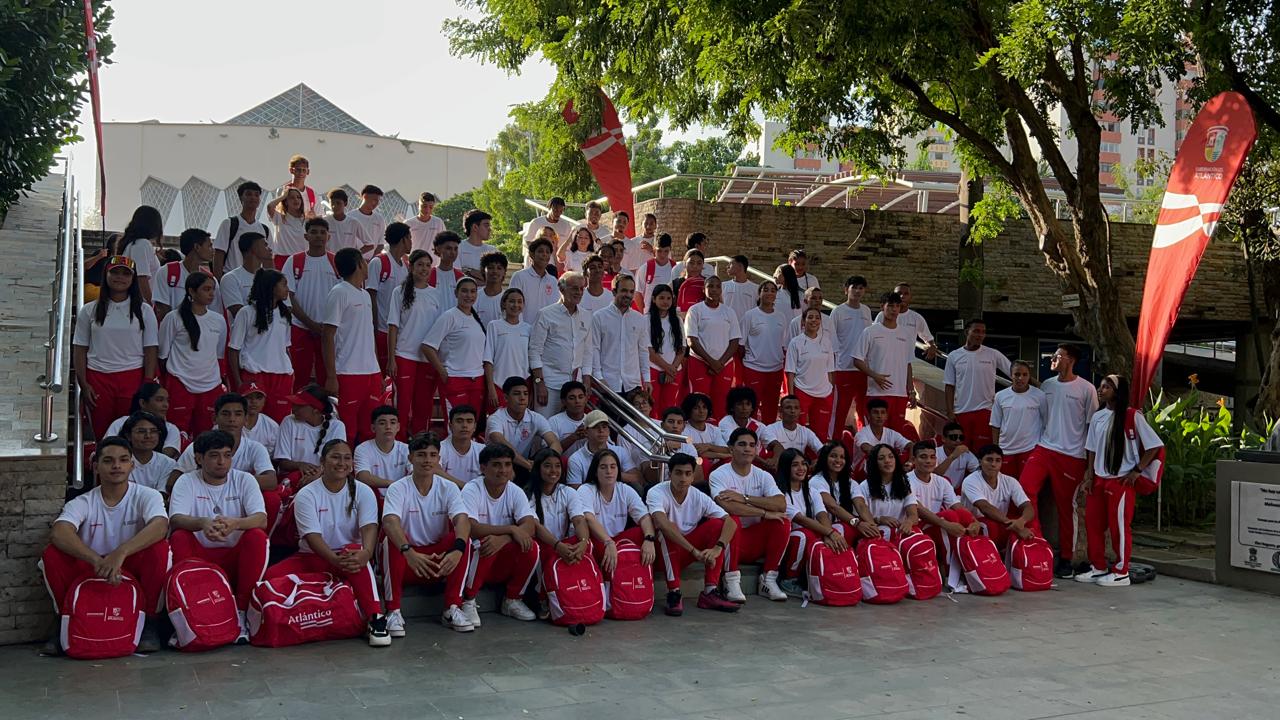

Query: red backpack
247 573 364 647
806 542 862 606
1126 408 1166 496
166 559 240 652
290 251 338 281
60 575 146 660
605 540 654 620
897 533 943 601
956 534 1011 596
544 550 606 627
856 538 909 604
1007 536 1055 591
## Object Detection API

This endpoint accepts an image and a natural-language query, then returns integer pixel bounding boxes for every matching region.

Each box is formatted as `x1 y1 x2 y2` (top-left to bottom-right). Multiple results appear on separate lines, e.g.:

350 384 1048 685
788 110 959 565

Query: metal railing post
35 164 75 442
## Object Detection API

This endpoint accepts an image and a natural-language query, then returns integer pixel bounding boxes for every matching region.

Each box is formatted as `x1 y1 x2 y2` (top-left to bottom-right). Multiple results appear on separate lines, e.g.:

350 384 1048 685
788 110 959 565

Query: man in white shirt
621 212 657 274
169 394 279 517
168 430 269 641
528 271 590 416
324 188 374 256
852 399 913 472
788 249 820 291
587 275 650 395
439 405 482 487
1017 343 1099 578
476 252 508 325
990 360 1048 480
509 238 560 324
853 291 919 440
322 248 384 445
354 406 410 496
547 381 590 456
565 410 641 488
672 232 717 279
459 210 498 279
767 395 823 458
213 181 271 277
962 446 1037 549
581 200 613 241
461 444 541 623
155 228 223 322
831 275 873 432
634 234 677 311
351 185 387 259
944 319 1013 450
579 254 615 316
647 453 739 615
221 231 271 318
874 283 939 359
366 223 412 375
936 421 980 490
522 197 574 266
268 155 319 220
709 427 789 601
907 440 981 589
721 255 759 326
41 437 170 653
486 378 561 486
406 191 446 257
684 276 743 418
284 218 340 389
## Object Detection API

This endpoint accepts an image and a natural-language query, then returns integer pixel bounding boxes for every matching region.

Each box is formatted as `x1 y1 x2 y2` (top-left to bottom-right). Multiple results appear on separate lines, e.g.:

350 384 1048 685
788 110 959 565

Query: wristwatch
643 535 656 543
716 540 727 549
398 543 411 554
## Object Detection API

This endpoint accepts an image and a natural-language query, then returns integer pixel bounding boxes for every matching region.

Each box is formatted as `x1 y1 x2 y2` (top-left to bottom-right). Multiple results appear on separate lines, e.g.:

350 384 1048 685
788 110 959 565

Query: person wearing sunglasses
935 422 979 491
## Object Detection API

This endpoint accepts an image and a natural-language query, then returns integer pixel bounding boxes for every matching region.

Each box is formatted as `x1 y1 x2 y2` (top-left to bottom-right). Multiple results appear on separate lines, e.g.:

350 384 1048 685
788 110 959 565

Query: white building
100 84 488 234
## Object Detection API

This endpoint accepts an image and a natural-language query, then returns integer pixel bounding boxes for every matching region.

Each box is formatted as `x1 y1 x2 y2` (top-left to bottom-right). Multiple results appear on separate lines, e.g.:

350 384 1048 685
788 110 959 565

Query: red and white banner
1132 92 1257 404
563 92 636 236
83 0 106 217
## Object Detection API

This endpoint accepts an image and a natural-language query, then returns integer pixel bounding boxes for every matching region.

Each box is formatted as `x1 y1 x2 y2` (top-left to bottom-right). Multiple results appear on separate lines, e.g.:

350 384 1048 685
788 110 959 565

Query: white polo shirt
486 407 552 459
944 345 1012 414
509 266 560 325
324 281 380 376
73 300 159 373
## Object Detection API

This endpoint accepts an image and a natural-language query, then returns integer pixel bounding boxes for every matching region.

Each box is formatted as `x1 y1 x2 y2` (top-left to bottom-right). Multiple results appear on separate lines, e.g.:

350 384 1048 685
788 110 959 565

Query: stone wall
624 199 1251 323
0 456 65 644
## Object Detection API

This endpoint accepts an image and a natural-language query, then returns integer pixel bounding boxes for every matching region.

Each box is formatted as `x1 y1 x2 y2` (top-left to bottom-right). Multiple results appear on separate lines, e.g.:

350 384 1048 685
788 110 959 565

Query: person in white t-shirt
738 281 787 423
563 410 641 489
523 197 574 267
684 276 743 419
1017 343 1099 578
557 225 598 274
212 181 270 277
528 449 595 591
721 255 759 327
324 188 374 256
485 378 561 485
772 448 847 597
587 275 651 395
366 223 412 376
405 191 446 256
354 406 410 497
351 185 388 260
784 286 836 349
461 444 542 623
428 232 466 309
240 382 280 455
459 210 499 279
120 411 178 494
268 155 320 221
483 288 532 409
621 212 657 274
168 393 279 499
41 438 170 653
168 430 269 641
786 307 837 441
439 405 483 487
859 443 920 540
270 188 309 258
680 394 731 476
228 269 295 423
155 228 223 322
1077 374 1164 588
264 438 391 646
961 445 1037 550
380 432 474 634
853 291 919 441
716 387 783 470
634 233 677 312
936 421 980 490
113 206 165 304
422 278 489 416
547 381 590 456
831 275 873 432
671 232 717 280
766 395 823 458
788 249 820 292
810 440 879 545
709 428 790 602
476 252 509 326
579 253 615 316
221 231 272 319
580 201 613 242
158 271 226 437
645 283 687 414
944 319 1013 449
387 250 442 437
283 218 340 389
989 360 1048 479
852 399 913 476
907 440 982 589
274 386 348 490
873 283 939 360
647 453 740 615
578 447 657 576
322 248 384 445
105 383 182 458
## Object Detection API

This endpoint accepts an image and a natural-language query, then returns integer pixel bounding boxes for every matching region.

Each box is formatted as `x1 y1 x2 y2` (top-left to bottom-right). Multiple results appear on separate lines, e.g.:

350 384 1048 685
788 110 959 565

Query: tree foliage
0 1 113 213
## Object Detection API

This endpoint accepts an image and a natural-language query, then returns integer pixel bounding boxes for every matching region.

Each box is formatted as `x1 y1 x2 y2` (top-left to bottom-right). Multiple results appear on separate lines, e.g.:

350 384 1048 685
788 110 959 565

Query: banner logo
1204 126 1228 162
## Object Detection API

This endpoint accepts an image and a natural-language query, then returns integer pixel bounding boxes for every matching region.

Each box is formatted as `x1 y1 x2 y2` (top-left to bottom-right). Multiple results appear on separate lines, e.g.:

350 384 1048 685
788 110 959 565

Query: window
932 151 946 160
1100 162 1115 174
1137 132 1146 146
1147 128 1156 144
1100 142 1120 154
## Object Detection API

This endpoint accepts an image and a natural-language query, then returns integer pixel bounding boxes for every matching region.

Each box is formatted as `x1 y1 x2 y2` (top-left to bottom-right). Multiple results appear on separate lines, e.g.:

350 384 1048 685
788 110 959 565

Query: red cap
239 382 267 398
285 391 325 411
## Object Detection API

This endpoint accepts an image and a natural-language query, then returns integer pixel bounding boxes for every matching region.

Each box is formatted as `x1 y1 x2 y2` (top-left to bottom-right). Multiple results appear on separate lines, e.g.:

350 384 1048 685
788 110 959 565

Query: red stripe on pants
442 376 485 418
467 539 540 600
956 409 993 451
170 528 269 611
727 516 789 572
738 365 783 424
650 368 688 419
393 357 440 437
289 326 327 390
1018 446 1086 560
240 371 294 423
685 357 736 419
795 388 834 442
782 528 820 579
382 532 470 610
40 540 170 616
1085 476 1136 575
658 518 726 591
163 375 224 438
265 551 382 618
337 372 384 445
84 367 144 441
833 370 867 432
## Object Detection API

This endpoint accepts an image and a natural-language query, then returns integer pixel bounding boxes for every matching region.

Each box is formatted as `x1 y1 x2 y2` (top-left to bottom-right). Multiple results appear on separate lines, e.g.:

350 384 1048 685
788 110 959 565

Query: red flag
563 92 635 236
1132 92 1257 404
83 0 106 217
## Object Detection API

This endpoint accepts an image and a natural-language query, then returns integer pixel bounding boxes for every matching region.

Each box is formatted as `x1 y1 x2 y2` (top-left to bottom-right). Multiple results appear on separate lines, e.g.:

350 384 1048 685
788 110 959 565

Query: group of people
51 154 1163 653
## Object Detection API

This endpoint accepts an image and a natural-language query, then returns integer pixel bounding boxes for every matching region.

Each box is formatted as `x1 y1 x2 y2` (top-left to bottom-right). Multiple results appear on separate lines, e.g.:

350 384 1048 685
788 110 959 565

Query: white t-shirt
350 209 387 259
387 284 440 361
155 264 224 315
740 307 787 373
72 300 159 373
990 386 1048 455
422 308 486 378
367 254 409 333
856 480 918 524
684 301 743 361
635 259 677 309
158 309 226 392
721 280 759 326
486 407 552 459
1039 376 1100 458
579 287 614 317
783 486 826 527
123 239 161 280
588 304 649 391
875 308 934 345
831 303 874 370
274 415 348 466
509 267 560 325
909 473 960 514
944 346 1012 414
548 411 587 456
428 267 462 310
354 439 410 489
685 421 726 448
271 215 307 256
961 472 1030 519
852 322 913 398
130 452 177 493
106 415 182 454
55 483 166 556
283 253 339 330
323 282 380 376
458 241 498 274
220 266 256 313
708 463 783 528
940 449 980 490
810 473 866 512
620 236 654 273
853 425 912 459
576 483 647 537
523 216 575 265
475 288 505 327
715 416 776 448
439 439 482 483
766 421 823 455
483 319 531 388
648 311 682 371
1085 408 1164 477
214 215 271 271
564 248 593 274
382 475 466 546
243 414 280 457
406 215 446 256
531 484 586 541
785 313 836 351
566 442 638 487
645 480 727 534
462 480 535 527
324 213 371 254
229 305 293 374
785 332 835 396
168 470 267 548
294 479 379 552
176 436 273 477
796 272 820 291
672 260 718 279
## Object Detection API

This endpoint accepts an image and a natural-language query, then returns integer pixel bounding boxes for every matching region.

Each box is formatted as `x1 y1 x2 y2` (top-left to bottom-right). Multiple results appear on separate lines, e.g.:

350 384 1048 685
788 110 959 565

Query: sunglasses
945 434 964 440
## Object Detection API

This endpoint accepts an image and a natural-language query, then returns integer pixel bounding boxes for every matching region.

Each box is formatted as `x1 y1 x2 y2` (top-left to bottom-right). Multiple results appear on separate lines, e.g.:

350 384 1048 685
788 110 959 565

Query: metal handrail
71 191 86 489
591 381 688 449
35 159 78 442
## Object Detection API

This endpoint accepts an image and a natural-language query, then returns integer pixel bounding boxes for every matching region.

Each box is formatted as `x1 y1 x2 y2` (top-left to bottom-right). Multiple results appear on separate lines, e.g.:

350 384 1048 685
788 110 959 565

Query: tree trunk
1258 326 1280 422
957 170 984 321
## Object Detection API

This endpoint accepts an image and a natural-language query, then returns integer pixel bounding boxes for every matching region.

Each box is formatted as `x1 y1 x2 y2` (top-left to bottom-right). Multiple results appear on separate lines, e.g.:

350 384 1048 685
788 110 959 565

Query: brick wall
622 199 1250 322
0 456 65 644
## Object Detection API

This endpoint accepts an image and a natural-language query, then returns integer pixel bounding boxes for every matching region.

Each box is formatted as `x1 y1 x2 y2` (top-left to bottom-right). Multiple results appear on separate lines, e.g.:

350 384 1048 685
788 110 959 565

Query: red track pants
1084 476 1136 575
658 518 727 591
381 532 471 610
40 540 170 616
170 528 269 611
1019 445 1086 559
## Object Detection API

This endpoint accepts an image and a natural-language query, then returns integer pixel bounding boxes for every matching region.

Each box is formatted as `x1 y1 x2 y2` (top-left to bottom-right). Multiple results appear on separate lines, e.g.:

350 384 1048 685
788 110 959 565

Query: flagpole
83 0 106 219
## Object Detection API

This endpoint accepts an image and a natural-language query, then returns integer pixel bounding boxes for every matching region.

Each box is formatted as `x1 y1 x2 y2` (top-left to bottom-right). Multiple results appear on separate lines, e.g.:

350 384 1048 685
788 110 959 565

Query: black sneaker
1074 560 1094 576
39 625 62 657
1054 558 1076 579
367 615 391 647
664 590 684 617
136 617 163 653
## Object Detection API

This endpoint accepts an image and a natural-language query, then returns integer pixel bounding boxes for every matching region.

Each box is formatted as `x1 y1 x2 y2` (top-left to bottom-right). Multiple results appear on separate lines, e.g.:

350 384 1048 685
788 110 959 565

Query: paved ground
1 577 1275 720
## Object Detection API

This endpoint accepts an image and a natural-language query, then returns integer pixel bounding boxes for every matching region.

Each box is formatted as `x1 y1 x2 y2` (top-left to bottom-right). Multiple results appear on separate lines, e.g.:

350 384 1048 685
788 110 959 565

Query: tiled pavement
1 576 1275 720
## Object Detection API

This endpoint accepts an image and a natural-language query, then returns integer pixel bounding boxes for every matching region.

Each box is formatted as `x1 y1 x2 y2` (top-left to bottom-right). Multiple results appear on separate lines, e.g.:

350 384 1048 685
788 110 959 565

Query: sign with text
1230 481 1280 574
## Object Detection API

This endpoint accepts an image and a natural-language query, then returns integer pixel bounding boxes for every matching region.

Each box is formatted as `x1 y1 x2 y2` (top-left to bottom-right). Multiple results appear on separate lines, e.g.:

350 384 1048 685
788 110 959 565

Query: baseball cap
239 382 267 398
583 409 610 428
285 391 325 411
105 255 136 273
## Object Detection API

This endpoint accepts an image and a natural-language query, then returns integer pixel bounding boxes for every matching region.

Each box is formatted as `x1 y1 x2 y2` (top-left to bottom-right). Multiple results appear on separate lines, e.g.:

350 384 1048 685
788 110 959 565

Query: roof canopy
223 83 377 136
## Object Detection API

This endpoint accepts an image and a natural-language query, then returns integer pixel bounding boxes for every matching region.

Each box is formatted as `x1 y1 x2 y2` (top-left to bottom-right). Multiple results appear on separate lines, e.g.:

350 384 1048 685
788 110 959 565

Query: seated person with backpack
961 445 1037 548
709 428 790 602
648 453 740 616
461 443 542 625
907 440 983 591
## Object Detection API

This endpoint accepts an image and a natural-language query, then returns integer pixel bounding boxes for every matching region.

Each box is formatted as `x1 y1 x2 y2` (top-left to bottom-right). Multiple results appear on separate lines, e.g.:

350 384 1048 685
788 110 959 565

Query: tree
447 0 1196 374
0 1 114 213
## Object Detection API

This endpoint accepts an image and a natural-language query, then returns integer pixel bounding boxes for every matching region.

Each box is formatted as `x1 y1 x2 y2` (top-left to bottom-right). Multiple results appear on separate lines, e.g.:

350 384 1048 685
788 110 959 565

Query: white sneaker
1074 567 1108 584
441 605 474 633
386 609 406 638
757 571 787 601
949 583 970 595
1095 572 1131 587
461 598 482 627
236 611 250 645
723 571 747 603
500 598 537 621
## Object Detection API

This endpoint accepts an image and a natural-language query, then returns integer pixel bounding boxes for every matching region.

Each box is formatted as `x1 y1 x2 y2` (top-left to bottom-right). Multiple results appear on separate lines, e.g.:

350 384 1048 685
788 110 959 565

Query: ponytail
347 476 357 515
302 384 334 456
401 250 431 313
177 283 203 352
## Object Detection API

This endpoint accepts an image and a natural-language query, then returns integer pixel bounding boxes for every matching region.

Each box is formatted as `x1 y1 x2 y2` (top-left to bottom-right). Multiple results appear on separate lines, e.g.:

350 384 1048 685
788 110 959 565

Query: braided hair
815 441 854 512
400 250 432 312
177 272 213 351
298 384 334 456
864 443 911 501
250 269 291 333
